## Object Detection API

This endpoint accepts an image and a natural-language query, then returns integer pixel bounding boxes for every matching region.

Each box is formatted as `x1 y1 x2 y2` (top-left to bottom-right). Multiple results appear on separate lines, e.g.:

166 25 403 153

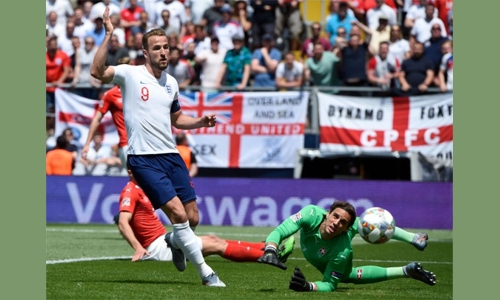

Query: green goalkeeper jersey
265 205 359 292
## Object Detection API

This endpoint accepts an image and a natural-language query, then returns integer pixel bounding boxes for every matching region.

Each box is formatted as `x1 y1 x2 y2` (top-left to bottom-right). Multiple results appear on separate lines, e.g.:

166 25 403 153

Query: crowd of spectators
46 0 454 96
46 0 454 174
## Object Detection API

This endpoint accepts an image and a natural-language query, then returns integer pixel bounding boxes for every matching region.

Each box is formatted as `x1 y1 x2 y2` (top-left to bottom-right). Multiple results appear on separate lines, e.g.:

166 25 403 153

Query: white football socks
172 221 214 278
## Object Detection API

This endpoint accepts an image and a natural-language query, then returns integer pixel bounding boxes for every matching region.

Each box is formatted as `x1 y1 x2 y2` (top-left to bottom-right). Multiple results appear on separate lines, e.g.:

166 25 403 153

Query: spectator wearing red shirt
301 22 332 59
120 0 143 42
46 36 71 113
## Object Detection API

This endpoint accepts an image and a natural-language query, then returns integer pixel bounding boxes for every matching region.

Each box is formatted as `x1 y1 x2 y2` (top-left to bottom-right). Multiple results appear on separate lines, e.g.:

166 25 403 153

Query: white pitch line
45 228 452 242
46 256 452 265
47 256 132 265
46 227 270 237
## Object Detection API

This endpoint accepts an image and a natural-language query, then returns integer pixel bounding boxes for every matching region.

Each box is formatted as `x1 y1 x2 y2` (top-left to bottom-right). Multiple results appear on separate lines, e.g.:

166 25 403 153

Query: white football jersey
112 64 180 155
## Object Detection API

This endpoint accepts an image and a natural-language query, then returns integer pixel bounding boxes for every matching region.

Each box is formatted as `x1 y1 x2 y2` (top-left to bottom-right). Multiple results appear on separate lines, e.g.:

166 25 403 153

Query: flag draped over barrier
55 89 119 148
318 92 453 160
55 89 310 168
177 91 310 168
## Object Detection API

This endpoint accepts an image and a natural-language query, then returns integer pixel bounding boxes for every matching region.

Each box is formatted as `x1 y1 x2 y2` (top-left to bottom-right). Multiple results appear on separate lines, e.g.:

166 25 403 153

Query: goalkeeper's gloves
289 267 314 292
257 245 287 270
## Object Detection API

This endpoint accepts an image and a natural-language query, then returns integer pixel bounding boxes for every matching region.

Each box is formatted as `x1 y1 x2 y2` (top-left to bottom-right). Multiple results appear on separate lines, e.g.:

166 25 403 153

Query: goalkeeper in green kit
257 201 436 292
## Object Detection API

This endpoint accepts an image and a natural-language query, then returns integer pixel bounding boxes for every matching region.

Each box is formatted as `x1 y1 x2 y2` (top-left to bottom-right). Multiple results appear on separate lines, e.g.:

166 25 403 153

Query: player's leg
225 240 265 250
202 235 265 262
166 154 225 286
183 200 199 230
141 234 173 262
392 227 429 251
342 263 436 286
129 154 225 286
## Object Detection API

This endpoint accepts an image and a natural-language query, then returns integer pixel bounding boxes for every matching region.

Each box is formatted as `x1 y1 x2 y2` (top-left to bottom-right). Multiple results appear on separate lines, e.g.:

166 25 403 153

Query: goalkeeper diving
257 201 436 292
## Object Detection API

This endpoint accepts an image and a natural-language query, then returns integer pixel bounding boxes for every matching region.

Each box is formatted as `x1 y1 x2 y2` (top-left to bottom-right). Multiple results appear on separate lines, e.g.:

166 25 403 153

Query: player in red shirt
120 0 143 42
117 164 295 263
82 57 130 168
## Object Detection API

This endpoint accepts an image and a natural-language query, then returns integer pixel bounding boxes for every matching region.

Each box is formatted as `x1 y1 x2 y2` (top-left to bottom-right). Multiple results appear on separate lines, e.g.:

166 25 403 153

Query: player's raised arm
90 7 115 83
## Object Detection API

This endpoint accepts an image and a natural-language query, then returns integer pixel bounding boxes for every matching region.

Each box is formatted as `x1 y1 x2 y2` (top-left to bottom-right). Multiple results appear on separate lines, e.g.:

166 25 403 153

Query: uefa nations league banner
318 93 453 161
46 176 452 229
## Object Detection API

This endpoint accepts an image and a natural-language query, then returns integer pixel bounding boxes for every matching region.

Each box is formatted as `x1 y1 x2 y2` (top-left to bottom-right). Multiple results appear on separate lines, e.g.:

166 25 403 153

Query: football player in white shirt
90 7 225 287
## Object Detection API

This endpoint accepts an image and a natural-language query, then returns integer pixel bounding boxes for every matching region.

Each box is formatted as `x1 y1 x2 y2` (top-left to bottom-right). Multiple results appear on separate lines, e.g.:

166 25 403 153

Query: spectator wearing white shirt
90 0 122 20
367 41 401 94
141 0 162 24
438 40 453 92
184 0 214 25
154 0 187 36
80 131 114 176
46 0 74 26
73 7 94 42
388 25 411 65
158 9 181 36
275 52 304 90
57 21 78 57
410 3 446 47
187 24 212 56
366 0 397 30
82 1 94 22
195 37 228 89
404 0 438 30
110 13 127 47
213 4 245 51
46 11 66 38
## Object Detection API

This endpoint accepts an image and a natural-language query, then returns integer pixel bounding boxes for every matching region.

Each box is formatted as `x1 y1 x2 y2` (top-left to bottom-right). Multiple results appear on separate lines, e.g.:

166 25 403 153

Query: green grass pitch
46 224 452 299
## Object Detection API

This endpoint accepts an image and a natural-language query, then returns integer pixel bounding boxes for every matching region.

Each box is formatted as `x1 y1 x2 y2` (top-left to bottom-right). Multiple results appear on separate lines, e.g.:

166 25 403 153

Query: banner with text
55 89 119 148
46 176 452 229
176 91 309 168
318 93 453 160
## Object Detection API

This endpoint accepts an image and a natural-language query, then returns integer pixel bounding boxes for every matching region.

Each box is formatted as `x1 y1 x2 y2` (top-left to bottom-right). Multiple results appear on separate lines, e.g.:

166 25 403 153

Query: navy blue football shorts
127 153 196 210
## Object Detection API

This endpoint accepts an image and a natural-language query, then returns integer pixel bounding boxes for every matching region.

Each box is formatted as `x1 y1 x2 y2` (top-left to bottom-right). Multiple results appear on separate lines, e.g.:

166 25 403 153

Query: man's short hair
142 28 167 50
379 41 390 47
175 132 187 145
329 201 357 228
56 135 68 149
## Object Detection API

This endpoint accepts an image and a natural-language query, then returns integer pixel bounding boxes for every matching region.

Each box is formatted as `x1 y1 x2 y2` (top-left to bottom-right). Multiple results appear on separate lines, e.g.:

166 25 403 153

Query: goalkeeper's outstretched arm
258 209 304 270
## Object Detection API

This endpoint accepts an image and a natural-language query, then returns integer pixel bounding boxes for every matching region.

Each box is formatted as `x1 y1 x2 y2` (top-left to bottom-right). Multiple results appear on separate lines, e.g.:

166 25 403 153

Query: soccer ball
357 207 396 244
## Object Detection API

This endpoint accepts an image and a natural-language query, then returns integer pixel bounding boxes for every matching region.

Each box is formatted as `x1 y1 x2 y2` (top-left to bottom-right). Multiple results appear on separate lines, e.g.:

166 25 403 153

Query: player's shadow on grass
259 288 278 292
90 237 125 241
